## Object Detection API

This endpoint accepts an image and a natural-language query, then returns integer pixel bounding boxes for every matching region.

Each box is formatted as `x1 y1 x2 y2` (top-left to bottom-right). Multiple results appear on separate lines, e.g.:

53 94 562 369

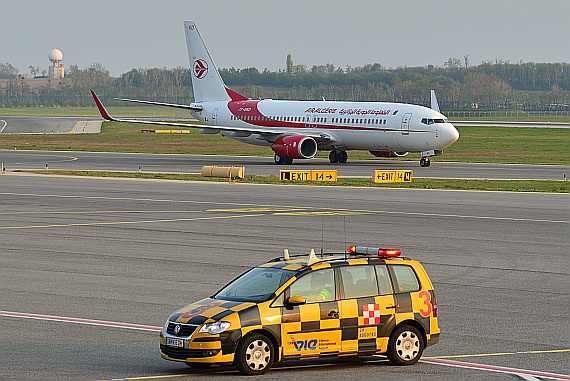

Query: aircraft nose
441 123 459 147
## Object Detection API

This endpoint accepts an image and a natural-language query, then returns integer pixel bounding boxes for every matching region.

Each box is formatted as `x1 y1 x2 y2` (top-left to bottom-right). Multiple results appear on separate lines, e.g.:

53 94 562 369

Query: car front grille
166 322 198 337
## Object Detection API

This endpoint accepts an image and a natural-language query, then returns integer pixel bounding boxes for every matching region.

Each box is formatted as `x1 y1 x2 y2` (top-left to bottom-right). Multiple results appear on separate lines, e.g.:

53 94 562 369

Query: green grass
1 121 567 165
15 170 569 193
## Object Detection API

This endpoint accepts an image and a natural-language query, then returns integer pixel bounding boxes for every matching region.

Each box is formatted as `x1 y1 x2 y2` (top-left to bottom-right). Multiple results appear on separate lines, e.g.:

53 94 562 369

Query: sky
2 0 569 77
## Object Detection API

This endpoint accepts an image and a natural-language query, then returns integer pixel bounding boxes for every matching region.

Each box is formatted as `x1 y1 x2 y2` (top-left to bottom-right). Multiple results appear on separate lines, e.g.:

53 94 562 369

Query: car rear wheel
234 333 274 375
387 324 424 365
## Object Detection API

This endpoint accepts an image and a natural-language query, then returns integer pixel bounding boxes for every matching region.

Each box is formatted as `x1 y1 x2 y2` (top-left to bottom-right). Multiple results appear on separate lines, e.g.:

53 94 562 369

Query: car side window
375 265 394 295
341 265 378 299
289 268 335 303
391 265 420 293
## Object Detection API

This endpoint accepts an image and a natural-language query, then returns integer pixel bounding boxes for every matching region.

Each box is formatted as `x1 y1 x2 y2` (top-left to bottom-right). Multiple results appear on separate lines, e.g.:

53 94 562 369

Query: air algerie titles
304 107 393 116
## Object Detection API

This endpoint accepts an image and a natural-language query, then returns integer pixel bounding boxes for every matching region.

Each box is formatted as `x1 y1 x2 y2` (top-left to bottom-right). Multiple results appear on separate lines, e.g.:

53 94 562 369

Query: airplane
91 20 459 167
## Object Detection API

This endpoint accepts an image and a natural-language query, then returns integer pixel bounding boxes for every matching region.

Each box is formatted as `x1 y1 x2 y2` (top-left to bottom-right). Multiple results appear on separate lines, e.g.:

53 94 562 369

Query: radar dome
49 49 63 62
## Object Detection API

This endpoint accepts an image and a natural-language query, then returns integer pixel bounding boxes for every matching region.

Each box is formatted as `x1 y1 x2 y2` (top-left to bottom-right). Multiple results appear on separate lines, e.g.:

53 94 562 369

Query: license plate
166 337 184 348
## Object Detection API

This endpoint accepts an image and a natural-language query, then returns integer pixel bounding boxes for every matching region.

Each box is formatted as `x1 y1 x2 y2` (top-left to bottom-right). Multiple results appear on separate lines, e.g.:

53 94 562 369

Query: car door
280 268 342 358
339 264 396 353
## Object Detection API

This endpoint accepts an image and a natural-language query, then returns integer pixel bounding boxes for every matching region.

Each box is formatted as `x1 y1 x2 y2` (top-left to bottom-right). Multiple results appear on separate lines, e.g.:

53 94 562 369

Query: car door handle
386 305 396 309
328 310 339 319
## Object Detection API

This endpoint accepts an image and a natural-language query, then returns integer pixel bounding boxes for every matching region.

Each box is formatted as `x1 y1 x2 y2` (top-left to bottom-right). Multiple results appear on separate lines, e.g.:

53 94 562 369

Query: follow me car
160 246 440 375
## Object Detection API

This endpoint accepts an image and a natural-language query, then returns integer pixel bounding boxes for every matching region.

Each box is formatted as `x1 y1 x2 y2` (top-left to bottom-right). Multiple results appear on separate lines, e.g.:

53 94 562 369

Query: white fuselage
190 99 459 154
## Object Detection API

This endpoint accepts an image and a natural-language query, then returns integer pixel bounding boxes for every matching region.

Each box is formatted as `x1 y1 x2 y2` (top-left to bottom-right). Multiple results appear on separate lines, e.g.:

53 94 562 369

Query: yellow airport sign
280 170 311 181
311 170 337 181
280 170 337 182
374 170 412 183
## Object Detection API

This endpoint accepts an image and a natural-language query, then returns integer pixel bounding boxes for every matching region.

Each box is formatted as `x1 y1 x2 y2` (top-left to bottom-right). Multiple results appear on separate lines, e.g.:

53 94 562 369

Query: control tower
48 49 64 78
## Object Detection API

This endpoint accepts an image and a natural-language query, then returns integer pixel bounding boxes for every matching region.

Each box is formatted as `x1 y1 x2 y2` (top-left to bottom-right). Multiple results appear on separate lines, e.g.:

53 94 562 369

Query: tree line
0 59 568 113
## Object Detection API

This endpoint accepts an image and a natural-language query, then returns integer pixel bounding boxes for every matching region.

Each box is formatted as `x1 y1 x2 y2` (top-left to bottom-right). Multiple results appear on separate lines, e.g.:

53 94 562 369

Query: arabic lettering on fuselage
304 107 392 116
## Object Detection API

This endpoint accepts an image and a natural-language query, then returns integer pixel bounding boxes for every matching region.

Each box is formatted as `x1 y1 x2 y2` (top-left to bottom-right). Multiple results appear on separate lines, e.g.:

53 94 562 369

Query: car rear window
391 265 420 293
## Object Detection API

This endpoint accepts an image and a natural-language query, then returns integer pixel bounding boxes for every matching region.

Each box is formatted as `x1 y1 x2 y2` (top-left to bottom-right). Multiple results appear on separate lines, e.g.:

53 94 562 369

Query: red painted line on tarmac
0 311 162 332
422 358 569 380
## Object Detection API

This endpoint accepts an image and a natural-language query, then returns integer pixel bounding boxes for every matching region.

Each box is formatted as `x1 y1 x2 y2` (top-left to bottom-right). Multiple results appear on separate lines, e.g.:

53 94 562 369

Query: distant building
48 49 64 78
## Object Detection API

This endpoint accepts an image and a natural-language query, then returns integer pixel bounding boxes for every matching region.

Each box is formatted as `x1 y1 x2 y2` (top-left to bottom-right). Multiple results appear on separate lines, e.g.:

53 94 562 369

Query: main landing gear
419 157 431 167
329 150 348 163
274 154 293 165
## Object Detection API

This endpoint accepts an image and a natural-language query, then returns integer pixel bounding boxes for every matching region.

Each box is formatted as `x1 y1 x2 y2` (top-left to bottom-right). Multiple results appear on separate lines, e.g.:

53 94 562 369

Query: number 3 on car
160 246 440 375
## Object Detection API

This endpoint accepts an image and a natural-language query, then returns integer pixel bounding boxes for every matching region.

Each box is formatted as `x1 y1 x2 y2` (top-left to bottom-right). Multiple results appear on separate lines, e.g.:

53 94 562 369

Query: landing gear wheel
339 151 348 163
387 325 424 365
419 157 430 167
329 150 339 163
234 333 274 375
274 154 285 165
285 157 294 164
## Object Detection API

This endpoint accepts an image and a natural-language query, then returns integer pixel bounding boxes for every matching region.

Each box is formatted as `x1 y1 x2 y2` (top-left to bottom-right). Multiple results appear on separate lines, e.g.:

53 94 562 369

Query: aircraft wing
114 97 203 111
90 90 333 143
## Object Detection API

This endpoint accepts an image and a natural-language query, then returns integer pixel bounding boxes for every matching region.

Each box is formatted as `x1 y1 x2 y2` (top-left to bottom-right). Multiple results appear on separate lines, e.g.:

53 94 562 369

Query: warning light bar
347 246 401 257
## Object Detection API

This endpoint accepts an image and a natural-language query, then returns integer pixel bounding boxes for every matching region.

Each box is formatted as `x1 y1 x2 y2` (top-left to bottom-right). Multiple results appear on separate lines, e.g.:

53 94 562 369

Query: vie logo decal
288 336 317 351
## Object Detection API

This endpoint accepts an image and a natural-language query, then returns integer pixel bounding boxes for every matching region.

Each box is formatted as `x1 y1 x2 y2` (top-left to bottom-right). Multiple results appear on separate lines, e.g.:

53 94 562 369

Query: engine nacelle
369 151 409 158
273 135 318 159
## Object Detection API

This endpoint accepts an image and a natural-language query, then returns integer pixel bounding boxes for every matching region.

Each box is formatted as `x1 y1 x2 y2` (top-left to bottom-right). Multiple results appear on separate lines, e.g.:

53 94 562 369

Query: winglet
90 90 116 121
430 90 440 113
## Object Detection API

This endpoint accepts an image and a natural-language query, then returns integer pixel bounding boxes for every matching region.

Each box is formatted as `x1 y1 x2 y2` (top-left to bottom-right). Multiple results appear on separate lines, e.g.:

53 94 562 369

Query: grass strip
15 170 568 193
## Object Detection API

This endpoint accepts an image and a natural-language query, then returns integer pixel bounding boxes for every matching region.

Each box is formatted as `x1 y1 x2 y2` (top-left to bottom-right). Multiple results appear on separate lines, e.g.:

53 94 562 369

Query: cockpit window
422 118 448 125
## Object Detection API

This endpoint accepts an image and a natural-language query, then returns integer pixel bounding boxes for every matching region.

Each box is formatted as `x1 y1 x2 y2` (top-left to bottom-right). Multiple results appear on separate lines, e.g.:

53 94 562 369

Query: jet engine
369 151 409 158
273 135 318 159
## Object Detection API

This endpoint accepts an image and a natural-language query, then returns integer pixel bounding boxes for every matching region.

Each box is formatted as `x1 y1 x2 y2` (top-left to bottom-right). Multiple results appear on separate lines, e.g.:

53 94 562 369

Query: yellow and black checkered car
160 246 439 375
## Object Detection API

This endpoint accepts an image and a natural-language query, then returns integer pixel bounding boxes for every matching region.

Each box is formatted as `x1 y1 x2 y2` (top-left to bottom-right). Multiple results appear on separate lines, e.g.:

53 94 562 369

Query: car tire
387 324 424 365
234 333 274 375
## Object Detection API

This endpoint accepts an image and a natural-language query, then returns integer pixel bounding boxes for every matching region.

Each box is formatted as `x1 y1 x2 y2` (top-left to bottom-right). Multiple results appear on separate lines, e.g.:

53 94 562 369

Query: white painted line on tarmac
0 311 162 332
421 358 569 380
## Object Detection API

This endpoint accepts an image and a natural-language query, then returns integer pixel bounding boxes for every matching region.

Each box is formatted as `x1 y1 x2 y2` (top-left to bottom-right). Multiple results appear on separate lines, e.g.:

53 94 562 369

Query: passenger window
391 265 420 293
341 266 378 299
289 268 335 303
374 265 393 295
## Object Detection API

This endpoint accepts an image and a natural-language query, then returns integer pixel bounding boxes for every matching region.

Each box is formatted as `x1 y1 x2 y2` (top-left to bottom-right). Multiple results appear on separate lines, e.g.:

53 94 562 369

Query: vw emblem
194 59 208 79
173 324 181 335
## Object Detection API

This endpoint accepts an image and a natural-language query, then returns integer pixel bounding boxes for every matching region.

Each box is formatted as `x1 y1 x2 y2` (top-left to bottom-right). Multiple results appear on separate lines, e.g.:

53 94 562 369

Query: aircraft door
401 113 411 135
212 108 219 126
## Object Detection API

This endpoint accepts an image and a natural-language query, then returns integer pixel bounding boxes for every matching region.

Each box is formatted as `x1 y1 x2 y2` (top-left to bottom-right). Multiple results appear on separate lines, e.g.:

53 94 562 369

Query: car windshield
213 267 296 302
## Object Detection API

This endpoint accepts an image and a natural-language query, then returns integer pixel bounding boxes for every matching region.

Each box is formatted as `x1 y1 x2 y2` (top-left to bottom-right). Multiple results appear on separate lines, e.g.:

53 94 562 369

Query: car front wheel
234 333 274 375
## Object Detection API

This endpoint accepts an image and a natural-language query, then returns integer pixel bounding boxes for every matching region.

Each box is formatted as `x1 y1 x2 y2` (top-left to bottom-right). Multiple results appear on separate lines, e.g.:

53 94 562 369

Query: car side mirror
286 295 306 306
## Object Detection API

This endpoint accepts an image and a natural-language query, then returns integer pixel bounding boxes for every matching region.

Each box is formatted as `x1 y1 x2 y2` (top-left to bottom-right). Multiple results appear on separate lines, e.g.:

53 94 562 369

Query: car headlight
199 321 231 335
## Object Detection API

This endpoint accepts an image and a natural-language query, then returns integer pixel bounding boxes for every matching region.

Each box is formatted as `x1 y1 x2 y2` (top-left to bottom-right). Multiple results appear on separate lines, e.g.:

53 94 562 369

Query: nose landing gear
419 157 431 167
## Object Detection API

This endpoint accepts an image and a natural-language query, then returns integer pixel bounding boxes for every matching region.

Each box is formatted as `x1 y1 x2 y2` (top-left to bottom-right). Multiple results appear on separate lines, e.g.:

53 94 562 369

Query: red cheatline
422 358 570 380
1 311 162 332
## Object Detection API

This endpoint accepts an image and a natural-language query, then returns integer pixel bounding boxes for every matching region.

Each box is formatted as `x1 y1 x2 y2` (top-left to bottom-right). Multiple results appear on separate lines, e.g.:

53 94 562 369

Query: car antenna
344 216 347 260
320 216 324 258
